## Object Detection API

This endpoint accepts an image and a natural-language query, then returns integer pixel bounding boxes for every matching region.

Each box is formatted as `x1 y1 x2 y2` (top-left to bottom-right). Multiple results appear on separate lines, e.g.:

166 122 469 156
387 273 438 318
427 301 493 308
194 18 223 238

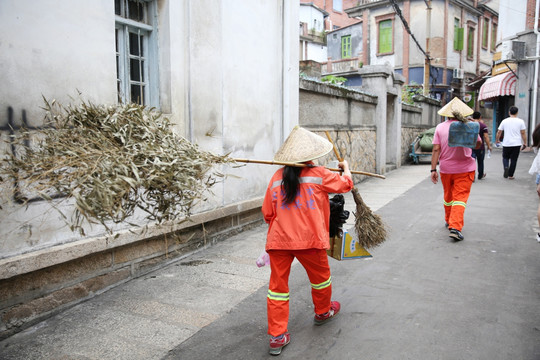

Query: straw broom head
321 130 387 249
351 187 387 249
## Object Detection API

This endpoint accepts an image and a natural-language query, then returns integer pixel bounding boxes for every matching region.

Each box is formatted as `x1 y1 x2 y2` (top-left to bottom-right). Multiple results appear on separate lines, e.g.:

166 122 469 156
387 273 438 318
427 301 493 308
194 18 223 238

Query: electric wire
388 0 430 59
388 0 438 89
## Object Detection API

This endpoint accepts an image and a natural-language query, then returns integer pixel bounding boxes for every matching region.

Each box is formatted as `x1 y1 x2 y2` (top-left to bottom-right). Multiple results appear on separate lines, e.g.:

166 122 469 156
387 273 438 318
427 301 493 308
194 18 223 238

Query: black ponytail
282 166 302 204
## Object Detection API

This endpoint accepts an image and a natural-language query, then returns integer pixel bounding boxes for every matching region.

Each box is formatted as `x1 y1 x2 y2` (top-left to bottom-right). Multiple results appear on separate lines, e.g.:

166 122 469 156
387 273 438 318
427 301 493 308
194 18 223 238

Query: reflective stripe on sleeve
270 176 323 190
299 177 323 185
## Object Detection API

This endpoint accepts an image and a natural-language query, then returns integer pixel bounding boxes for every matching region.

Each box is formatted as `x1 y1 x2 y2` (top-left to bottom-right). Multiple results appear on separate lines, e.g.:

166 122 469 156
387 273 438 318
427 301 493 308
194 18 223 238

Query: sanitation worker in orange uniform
431 97 482 241
261 126 353 356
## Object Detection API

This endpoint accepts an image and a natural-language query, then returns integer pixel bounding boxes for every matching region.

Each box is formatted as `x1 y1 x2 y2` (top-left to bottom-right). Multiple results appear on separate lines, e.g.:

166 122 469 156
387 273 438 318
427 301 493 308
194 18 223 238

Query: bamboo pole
325 131 343 162
233 158 386 179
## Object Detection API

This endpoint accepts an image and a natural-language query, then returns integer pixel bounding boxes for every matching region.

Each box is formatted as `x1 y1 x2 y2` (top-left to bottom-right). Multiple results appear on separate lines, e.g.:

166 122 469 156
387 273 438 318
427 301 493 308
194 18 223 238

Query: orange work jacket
262 164 353 251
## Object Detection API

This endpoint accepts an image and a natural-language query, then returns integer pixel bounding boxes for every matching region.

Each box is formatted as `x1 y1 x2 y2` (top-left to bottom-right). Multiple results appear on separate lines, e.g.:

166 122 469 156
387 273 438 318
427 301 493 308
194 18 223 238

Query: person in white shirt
495 106 527 179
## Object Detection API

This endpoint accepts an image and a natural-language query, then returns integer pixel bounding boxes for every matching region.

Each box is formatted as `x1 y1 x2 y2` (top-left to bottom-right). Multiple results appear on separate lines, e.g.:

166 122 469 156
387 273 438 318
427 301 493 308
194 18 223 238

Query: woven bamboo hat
273 126 333 163
438 97 474 118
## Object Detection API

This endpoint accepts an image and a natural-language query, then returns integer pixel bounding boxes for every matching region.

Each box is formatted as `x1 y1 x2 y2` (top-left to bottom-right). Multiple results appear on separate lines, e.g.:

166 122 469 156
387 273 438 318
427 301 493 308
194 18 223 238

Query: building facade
300 2 328 62
320 0 498 106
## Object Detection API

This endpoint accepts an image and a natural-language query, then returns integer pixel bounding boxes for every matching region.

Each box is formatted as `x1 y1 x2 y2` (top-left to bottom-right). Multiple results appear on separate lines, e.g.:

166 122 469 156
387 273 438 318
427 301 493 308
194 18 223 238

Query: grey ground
1 149 539 360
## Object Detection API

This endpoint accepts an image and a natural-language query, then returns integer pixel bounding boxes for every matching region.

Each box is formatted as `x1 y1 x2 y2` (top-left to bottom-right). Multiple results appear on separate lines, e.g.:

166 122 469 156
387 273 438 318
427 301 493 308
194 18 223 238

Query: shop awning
478 72 517 101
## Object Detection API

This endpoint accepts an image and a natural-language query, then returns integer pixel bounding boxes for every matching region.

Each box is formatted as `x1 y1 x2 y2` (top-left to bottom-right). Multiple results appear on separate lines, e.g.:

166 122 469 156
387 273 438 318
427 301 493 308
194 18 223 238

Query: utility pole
423 0 432 95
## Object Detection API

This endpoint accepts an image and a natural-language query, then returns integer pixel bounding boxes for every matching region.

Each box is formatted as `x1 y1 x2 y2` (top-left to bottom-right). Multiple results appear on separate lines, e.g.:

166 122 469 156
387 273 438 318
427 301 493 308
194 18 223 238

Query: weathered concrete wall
0 1 117 125
300 79 377 127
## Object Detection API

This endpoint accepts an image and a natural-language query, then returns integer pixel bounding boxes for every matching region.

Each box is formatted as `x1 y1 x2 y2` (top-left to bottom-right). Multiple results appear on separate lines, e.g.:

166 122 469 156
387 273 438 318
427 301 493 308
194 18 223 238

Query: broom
324 131 387 249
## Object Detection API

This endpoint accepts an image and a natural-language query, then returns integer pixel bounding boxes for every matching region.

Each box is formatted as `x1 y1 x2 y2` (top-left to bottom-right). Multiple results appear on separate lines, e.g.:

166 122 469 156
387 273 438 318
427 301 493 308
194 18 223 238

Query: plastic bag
256 250 270 267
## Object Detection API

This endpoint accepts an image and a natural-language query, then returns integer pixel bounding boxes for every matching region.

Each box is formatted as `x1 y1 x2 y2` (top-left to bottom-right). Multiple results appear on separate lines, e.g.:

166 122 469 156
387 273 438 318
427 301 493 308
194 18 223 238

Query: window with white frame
115 0 158 106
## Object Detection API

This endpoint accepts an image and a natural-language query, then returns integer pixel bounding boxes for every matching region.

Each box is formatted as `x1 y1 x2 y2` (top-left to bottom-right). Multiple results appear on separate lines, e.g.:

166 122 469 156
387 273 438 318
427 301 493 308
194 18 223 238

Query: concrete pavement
1 149 539 360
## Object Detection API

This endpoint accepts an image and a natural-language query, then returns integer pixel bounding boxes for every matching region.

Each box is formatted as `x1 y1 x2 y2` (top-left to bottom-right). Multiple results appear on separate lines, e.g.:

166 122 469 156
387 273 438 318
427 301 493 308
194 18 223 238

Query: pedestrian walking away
261 126 354 356
431 97 482 242
495 106 527 179
528 123 540 242
471 111 492 180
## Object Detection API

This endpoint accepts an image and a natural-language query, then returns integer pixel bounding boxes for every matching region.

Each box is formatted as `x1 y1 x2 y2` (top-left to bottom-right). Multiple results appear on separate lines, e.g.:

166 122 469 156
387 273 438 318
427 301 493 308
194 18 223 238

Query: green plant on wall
321 75 347 85
402 82 422 105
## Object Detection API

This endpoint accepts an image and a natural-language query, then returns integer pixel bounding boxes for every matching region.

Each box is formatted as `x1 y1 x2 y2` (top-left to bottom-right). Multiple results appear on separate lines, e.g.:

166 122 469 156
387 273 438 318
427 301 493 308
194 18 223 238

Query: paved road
2 149 539 360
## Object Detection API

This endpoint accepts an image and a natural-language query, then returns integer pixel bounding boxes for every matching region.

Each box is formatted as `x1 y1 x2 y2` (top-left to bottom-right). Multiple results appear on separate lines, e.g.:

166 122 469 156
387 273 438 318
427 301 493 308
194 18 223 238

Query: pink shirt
432 120 479 174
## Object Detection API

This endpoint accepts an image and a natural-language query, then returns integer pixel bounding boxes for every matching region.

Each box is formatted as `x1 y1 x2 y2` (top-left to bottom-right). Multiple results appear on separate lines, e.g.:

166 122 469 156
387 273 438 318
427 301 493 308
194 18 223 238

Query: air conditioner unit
501 40 526 61
512 41 526 60
453 68 464 79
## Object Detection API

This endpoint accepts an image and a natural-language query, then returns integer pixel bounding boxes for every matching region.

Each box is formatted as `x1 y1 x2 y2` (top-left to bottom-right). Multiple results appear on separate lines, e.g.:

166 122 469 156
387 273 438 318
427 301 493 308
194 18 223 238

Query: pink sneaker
314 301 341 325
269 332 290 356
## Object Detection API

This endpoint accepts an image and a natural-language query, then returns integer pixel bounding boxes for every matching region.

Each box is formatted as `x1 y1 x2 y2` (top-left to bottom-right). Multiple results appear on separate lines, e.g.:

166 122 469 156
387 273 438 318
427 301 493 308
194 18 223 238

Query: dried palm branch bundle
351 187 387 249
0 99 233 234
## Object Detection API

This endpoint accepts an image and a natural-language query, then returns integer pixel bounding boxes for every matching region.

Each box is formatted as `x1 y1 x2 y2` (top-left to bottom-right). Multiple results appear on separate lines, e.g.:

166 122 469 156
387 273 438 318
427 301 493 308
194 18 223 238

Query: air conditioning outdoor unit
453 68 464 79
501 40 526 61
513 41 526 60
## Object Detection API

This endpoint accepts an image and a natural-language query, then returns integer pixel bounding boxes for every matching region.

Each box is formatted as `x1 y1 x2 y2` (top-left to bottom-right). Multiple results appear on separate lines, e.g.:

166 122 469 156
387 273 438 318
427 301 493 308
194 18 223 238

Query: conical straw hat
274 126 333 163
438 97 474 118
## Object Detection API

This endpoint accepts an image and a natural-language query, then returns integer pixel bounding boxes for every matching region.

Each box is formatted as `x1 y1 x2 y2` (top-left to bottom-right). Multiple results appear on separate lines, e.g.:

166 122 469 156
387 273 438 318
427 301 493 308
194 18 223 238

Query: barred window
115 0 158 106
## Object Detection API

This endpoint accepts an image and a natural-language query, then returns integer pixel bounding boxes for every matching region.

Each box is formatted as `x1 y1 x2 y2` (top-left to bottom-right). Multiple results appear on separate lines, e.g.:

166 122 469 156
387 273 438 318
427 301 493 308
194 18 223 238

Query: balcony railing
321 57 363 75
355 0 388 5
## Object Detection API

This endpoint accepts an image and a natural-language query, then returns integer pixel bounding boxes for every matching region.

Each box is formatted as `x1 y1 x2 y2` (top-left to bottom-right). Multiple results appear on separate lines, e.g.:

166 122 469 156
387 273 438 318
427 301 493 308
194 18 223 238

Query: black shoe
503 167 509 178
449 228 464 241
445 222 449 228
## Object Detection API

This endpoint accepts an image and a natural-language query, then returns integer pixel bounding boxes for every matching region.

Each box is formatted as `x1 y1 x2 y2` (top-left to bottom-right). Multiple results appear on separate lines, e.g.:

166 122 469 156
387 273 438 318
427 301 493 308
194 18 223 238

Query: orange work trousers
440 171 475 231
266 249 332 337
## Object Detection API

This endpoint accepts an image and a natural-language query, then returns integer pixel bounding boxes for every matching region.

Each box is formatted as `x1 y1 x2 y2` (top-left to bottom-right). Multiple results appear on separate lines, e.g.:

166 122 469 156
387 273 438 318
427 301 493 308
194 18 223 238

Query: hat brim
438 97 474 117
273 127 334 164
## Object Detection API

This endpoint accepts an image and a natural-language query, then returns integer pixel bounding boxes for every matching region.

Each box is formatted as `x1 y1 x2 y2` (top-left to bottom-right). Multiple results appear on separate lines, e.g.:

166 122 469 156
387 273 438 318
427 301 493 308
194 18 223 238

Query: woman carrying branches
261 126 353 356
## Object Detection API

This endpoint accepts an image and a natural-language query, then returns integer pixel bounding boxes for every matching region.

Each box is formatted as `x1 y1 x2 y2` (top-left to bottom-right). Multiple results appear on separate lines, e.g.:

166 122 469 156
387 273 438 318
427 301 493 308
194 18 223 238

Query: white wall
446 3 463 70
0 0 299 258
0 0 117 124
408 1 432 67
306 42 328 62
299 4 325 33
498 0 528 41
